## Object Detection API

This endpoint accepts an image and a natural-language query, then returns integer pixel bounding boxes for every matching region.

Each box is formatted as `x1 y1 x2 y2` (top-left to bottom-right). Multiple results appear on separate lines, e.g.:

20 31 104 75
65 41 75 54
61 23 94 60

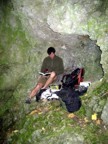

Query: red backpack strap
77 68 85 85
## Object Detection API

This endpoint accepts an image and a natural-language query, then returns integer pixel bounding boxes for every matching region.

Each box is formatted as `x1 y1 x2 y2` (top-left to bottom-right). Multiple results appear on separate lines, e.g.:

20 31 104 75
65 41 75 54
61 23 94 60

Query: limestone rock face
47 0 108 75
101 99 108 125
11 0 108 76
11 0 105 81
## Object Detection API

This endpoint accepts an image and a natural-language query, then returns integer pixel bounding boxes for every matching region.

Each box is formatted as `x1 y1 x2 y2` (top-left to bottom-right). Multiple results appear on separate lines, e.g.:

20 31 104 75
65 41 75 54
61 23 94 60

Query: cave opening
46 33 104 82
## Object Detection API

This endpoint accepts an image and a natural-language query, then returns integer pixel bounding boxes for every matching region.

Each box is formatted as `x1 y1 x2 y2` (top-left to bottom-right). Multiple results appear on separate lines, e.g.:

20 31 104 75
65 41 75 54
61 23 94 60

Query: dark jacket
41 55 64 75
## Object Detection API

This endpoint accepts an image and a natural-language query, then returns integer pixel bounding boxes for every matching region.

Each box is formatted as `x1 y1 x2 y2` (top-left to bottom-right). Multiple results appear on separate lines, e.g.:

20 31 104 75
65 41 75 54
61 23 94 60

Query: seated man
26 47 64 104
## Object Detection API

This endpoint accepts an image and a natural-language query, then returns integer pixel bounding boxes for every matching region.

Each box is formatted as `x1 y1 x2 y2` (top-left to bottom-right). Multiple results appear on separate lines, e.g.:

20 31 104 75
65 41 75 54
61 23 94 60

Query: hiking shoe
25 98 31 104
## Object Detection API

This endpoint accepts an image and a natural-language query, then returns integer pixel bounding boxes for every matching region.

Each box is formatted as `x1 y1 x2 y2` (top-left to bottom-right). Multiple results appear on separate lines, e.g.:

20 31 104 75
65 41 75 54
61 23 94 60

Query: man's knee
50 71 56 78
37 83 43 88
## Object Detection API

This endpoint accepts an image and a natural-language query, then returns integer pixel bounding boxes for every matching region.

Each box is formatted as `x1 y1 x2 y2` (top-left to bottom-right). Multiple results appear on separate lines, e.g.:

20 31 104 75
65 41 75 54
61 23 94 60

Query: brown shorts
37 74 63 86
37 76 49 85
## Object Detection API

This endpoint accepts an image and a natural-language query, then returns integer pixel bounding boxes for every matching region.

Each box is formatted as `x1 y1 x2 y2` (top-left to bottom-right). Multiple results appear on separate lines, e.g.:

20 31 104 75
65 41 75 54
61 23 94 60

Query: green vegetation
0 2 31 143
2 78 108 144
6 96 108 144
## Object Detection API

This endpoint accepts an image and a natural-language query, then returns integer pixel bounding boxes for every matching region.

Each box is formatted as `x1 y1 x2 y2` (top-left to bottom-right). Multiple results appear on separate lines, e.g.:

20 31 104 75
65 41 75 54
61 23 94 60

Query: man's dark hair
47 47 56 55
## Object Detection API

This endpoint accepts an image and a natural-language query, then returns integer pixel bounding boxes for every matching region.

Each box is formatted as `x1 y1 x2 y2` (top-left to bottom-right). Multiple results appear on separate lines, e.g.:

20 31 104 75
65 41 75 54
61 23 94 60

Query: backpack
55 87 87 113
61 68 85 89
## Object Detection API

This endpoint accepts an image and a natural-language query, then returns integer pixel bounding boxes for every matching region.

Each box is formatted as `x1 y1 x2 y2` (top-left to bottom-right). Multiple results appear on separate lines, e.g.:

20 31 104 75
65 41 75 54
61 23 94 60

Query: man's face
49 52 55 59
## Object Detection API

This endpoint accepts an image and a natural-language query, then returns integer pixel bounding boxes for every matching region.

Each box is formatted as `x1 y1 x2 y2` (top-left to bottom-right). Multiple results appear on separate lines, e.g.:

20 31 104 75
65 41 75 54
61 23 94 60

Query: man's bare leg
25 83 43 104
29 83 43 99
26 72 56 104
42 72 57 89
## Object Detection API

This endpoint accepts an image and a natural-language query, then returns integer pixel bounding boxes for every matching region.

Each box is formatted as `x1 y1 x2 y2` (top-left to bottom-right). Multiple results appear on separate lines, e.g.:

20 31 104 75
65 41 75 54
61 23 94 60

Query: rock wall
1 0 106 94
11 0 108 76
47 0 108 75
